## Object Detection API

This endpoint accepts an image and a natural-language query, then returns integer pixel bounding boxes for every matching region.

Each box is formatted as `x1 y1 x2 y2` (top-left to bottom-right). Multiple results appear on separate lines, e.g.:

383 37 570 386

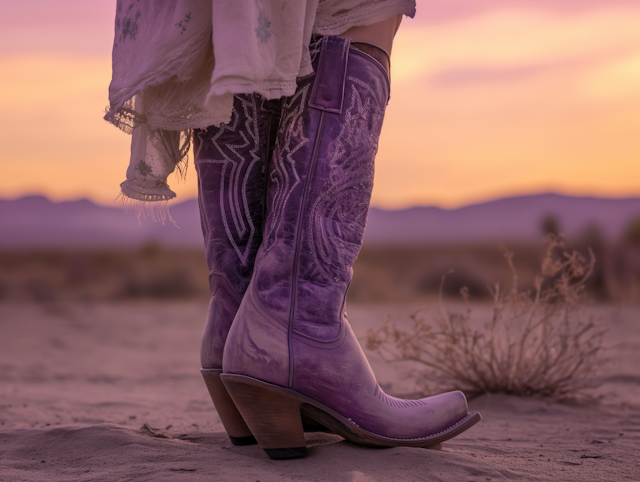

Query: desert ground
0 300 638 481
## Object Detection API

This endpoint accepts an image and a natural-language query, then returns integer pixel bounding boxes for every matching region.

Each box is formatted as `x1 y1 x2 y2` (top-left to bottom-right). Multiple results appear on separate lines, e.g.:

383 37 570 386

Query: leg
222 36 480 460
195 93 281 445
338 13 403 57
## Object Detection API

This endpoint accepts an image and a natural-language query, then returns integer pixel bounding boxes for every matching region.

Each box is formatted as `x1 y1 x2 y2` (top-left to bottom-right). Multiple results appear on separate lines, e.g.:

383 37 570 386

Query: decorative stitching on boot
196 96 261 266
349 76 385 108
374 384 427 408
262 84 311 254
308 82 384 278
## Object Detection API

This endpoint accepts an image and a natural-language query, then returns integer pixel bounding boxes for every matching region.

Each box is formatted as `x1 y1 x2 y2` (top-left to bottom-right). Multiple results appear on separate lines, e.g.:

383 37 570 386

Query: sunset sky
1 0 639 208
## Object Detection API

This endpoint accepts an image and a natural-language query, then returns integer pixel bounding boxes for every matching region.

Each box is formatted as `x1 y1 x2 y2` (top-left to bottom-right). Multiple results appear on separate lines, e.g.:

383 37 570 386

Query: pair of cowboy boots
195 36 480 460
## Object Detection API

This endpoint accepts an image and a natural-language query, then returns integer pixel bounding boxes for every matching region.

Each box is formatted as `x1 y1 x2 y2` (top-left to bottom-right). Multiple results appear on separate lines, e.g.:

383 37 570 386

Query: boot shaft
253 36 390 341
195 94 282 295
195 93 282 367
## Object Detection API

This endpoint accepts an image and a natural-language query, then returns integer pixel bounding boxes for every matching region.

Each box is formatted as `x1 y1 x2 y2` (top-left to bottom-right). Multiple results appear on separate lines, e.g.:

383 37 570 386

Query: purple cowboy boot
195 93 281 446
221 36 481 459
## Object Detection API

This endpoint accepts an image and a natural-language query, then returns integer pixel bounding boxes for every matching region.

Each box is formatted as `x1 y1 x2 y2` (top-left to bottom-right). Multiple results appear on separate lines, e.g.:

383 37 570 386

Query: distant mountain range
1 193 639 247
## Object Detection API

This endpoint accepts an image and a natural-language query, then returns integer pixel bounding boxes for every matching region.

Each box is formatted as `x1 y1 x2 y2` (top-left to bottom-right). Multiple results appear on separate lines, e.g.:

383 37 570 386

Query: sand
1 301 639 481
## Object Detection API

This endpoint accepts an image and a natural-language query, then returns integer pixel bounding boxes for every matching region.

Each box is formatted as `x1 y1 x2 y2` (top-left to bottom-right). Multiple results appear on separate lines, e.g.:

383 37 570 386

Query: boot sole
201 369 258 446
221 373 482 459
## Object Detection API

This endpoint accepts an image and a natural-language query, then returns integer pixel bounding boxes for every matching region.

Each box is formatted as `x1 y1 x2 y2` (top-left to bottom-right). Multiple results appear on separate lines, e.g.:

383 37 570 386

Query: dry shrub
366 235 606 401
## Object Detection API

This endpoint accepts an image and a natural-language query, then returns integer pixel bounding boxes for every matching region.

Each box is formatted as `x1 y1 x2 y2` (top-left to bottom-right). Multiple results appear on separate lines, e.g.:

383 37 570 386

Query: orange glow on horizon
1 2 639 209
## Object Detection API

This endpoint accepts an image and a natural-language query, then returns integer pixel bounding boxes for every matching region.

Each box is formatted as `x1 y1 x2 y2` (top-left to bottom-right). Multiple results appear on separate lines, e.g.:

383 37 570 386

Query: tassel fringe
117 185 179 227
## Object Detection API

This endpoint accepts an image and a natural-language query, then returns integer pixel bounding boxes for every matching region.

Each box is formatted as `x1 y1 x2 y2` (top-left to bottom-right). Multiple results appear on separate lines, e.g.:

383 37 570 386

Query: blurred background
1 0 640 304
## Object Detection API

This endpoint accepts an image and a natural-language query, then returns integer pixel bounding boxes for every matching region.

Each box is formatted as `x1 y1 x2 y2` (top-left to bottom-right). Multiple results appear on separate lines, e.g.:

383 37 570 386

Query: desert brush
366 235 606 400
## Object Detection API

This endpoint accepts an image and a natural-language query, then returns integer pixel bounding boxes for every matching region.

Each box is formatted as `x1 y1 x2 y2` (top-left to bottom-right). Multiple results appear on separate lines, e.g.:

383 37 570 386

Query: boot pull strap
309 36 351 114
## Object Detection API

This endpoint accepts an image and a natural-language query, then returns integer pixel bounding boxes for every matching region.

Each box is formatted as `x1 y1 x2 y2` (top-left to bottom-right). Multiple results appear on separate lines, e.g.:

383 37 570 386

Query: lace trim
106 26 213 121
117 190 175 225
105 101 142 135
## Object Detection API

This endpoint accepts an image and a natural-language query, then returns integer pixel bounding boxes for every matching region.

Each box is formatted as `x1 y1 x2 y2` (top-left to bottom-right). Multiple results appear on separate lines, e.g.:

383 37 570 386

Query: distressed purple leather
224 36 469 439
309 35 350 113
195 94 281 369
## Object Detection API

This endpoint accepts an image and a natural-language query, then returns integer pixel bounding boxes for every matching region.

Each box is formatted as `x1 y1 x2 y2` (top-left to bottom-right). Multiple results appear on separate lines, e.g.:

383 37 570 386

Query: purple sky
2 0 639 207
412 0 640 24
1 0 636 55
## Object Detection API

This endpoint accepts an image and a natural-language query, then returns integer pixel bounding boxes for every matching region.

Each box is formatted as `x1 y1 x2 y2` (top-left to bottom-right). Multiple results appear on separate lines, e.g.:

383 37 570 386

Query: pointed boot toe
223 298 480 452
418 390 470 435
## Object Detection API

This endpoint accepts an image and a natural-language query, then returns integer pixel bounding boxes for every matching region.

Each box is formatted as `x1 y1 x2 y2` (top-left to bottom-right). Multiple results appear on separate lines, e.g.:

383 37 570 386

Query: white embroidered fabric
105 0 416 206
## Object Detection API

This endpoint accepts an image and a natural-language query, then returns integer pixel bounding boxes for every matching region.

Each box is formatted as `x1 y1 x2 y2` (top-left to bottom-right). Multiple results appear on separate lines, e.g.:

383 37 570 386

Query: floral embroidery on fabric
136 159 153 177
255 10 272 43
175 12 192 34
117 5 141 43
